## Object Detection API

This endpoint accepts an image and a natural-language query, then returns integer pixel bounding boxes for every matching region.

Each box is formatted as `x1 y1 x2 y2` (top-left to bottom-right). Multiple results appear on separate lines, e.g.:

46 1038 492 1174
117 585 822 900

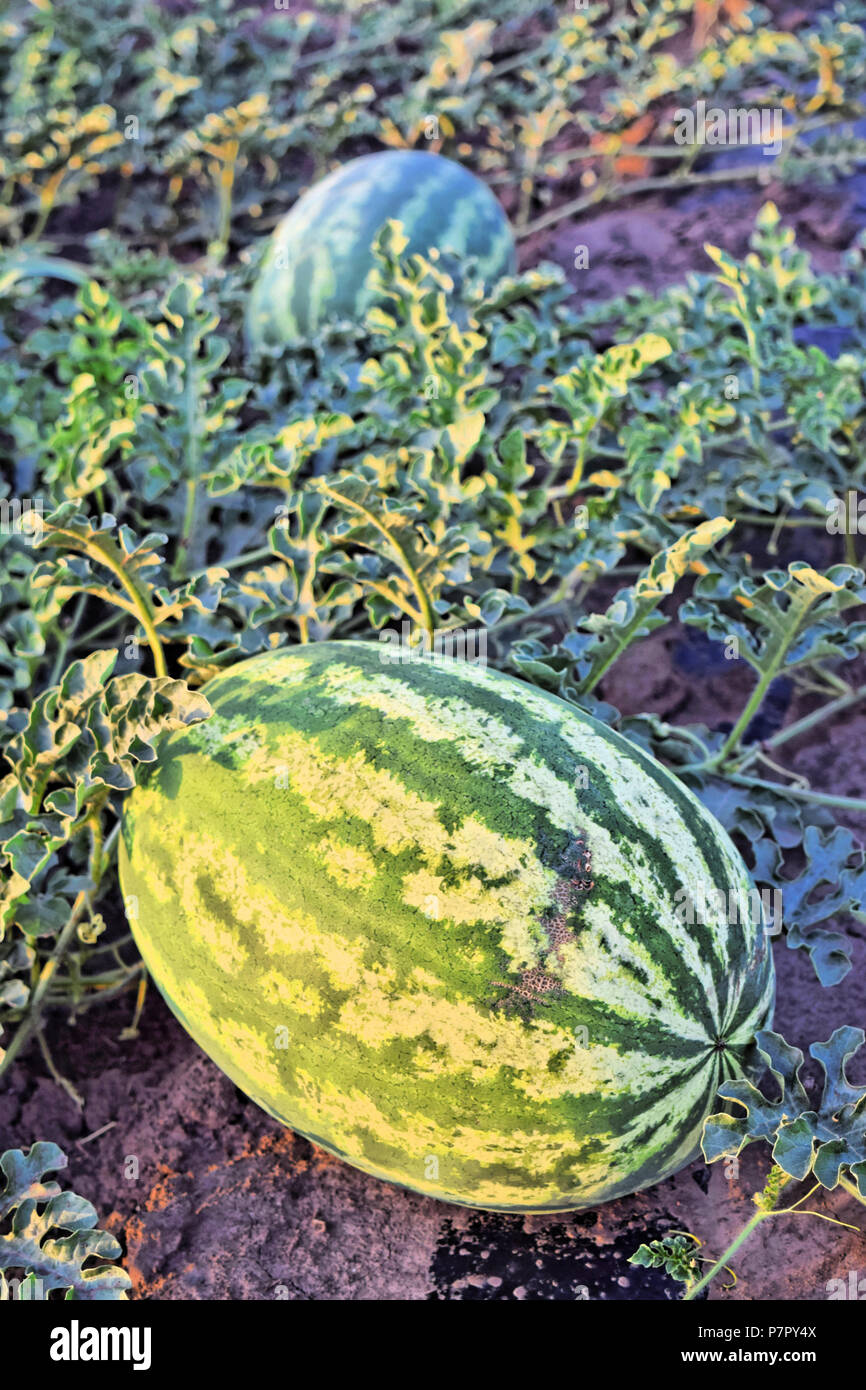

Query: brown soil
4 12 866 1302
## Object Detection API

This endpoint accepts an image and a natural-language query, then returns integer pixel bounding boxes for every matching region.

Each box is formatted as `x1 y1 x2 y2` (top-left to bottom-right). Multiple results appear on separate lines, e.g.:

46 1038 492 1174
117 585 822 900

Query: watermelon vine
1 0 866 1300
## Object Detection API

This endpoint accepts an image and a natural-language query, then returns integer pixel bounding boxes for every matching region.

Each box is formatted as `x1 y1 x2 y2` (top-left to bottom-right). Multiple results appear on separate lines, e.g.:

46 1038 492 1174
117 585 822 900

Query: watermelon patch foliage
2 0 866 1296
0 1142 130 1300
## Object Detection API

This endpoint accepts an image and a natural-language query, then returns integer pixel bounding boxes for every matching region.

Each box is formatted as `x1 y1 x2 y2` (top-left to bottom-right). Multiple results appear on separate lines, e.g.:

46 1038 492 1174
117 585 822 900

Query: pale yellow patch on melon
243 729 556 970
131 805 369 992
402 862 552 972
331 958 701 1121
164 969 213 1028
190 713 263 760
125 781 166 826
260 970 325 1018
516 1037 698 1105
333 964 575 1100
320 664 524 767
246 737 446 857
307 931 366 992
215 1016 287 1094
240 741 287 787
319 663 583 833
131 947 288 1099
290 1067 591 1204
292 1068 447 1162
315 834 378 890
411 966 443 991
137 855 171 906
214 647 313 687
446 817 536 880
168 829 250 972
506 759 585 833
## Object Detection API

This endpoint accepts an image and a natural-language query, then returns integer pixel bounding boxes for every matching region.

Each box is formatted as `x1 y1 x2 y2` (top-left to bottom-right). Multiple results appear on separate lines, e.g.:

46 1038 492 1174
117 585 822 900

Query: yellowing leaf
444 411 485 465
429 20 495 89
789 564 843 596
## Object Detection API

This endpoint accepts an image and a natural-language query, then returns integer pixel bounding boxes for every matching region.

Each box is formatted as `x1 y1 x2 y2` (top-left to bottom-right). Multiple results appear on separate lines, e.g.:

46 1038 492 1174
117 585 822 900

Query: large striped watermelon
119 641 774 1212
246 150 516 345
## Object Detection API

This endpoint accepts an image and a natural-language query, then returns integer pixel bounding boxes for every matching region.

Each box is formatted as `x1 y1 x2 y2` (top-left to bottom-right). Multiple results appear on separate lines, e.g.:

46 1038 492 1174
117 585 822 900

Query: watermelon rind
246 150 517 345
119 641 775 1212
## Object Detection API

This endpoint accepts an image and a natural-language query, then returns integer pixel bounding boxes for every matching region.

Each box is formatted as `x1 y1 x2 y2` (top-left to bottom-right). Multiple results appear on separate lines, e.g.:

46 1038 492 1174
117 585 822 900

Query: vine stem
474 569 586 639
684 1210 768 1301
211 138 238 262
720 772 866 815
0 896 87 1077
112 570 166 677
36 1025 84 1109
172 312 202 580
362 578 424 625
517 147 866 241
176 478 198 579
47 593 87 687
762 683 866 751
581 607 650 695
45 527 167 677
121 969 149 1040
191 544 274 578
57 967 144 1014
716 669 787 766
839 1176 865 1202
684 1183 864 1301
517 162 776 240
734 512 838 528
26 167 66 242
0 821 121 1080
698 584 822 770
316 483 436 644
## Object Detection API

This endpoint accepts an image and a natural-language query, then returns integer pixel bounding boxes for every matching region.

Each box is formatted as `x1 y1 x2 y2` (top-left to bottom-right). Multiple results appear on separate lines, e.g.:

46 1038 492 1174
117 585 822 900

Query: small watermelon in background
119 641 774 1212
246 150 517 345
